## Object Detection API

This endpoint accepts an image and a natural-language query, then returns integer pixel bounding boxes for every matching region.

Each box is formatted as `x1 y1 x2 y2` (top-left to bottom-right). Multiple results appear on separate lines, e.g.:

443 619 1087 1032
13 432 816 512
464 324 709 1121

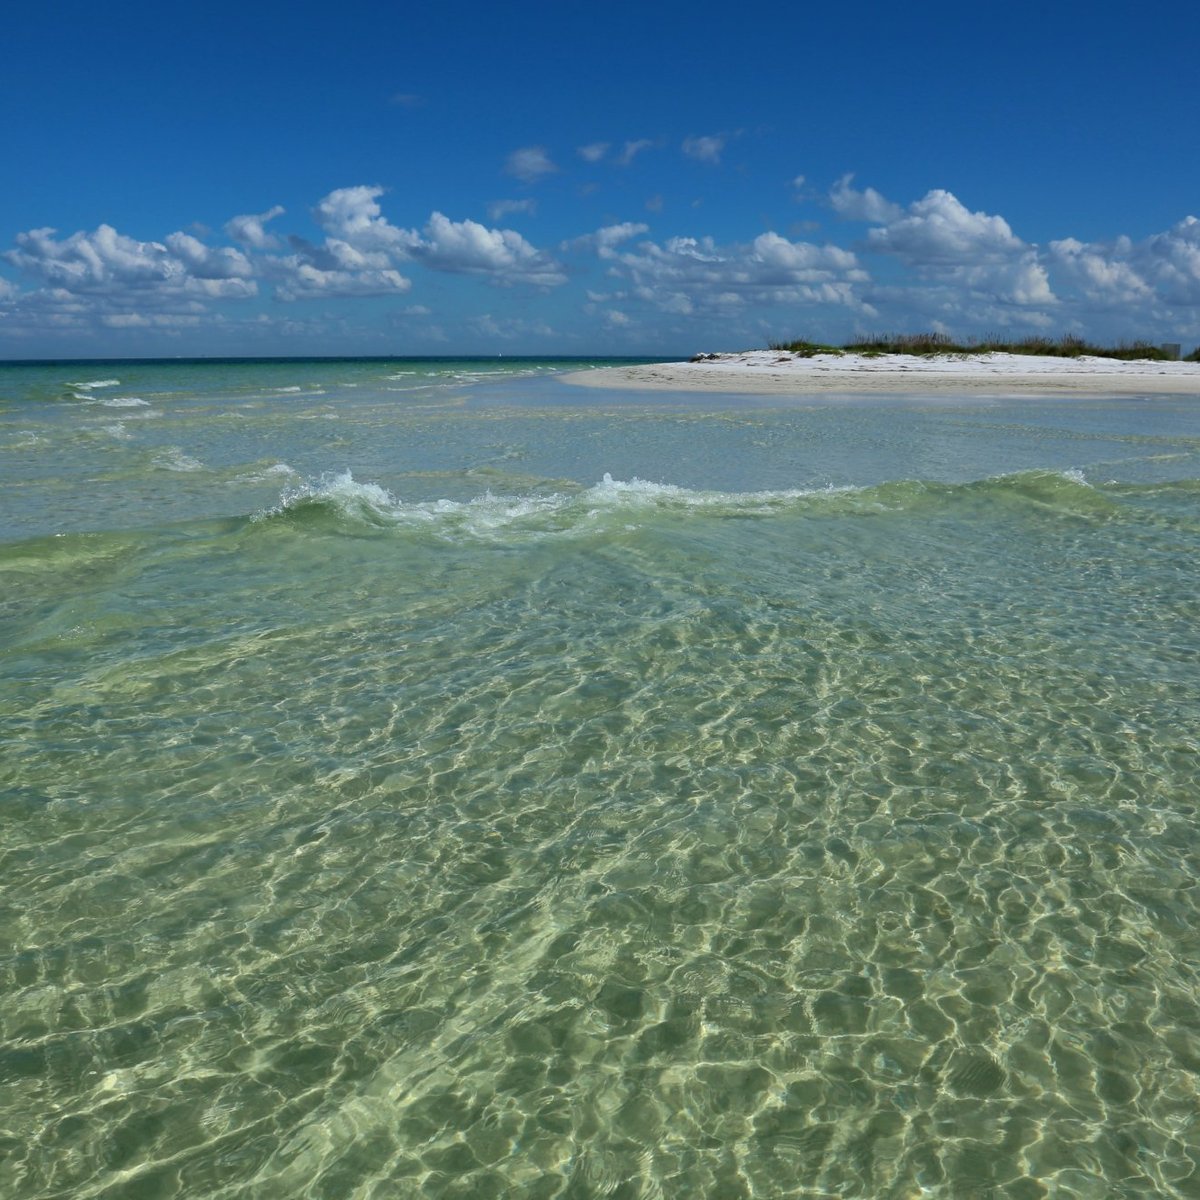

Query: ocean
3 357 1199 1199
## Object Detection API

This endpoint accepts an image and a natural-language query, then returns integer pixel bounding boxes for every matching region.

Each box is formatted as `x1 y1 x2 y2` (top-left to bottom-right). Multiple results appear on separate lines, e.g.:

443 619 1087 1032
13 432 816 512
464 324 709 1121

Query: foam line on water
66 378 121 391
255 467 1119 543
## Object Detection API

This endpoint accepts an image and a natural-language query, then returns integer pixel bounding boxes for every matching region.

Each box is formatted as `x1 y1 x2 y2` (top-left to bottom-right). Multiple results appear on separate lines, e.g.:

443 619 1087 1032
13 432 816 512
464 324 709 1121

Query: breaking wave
66 378 120 391
252 468 1131 543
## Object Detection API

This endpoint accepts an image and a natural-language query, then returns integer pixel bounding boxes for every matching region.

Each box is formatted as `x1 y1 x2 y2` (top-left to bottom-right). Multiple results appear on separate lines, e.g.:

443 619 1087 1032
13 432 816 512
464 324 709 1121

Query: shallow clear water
3 359 1200 1198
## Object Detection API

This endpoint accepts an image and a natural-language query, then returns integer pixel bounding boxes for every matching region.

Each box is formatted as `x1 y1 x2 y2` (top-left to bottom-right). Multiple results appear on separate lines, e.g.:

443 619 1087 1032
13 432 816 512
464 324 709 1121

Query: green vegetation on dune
762 339 845 358
767 332 1186 361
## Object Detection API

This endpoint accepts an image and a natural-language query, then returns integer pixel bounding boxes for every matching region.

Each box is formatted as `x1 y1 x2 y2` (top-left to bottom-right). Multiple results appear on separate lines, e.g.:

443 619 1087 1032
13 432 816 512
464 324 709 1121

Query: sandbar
563 350 1200 396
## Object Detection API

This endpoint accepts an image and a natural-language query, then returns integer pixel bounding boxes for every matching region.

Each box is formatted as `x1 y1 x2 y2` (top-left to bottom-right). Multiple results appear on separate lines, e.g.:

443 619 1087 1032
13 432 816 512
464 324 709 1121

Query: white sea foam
11 430 49 448
263 470 832 539
153 447 204 472
67 378 121 391
280 471 396 509
260 467 1113 542
588 471 822 509
233 462 296 483
97 396 150 408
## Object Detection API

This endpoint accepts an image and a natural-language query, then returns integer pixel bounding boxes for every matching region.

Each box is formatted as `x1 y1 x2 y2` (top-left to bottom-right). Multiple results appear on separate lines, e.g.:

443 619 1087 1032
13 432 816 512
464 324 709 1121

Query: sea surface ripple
2 359 1200 1198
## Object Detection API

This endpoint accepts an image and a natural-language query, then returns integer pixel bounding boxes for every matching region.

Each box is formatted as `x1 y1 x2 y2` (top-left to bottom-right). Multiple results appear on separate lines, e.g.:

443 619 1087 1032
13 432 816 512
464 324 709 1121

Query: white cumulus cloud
1050 216 1200 308
829 174 903 223
264 191 416 299
271 264 412 301
867 189 1053 306
504 146 558 183
164 232 254 279
470 313 556 340
0 221 258 342
487 198 537 222
411 213 566 287
267 237 412 301
274 187 566 292
3 224 257 300
312 186 419 254
605 229 870 316
1142 215 1200 304
616 139 654 167
6 225 174 290
224 205 285 250
869 189 1025 263
682 135 725 164
1050 236 1150 303
564 222 650 258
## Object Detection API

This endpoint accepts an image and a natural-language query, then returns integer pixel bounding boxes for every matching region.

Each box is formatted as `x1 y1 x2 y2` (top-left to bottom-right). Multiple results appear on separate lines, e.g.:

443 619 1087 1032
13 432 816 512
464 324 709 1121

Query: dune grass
767 332 1183 362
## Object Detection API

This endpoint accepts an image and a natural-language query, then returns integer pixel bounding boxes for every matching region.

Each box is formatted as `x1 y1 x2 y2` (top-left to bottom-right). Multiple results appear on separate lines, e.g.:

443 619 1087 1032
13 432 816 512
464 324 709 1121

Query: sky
2 0 1197 358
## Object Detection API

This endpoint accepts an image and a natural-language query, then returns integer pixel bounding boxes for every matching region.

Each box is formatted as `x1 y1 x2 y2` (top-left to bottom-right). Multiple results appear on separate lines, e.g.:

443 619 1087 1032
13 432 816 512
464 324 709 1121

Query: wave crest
254 468 1122 543
66 378 120 391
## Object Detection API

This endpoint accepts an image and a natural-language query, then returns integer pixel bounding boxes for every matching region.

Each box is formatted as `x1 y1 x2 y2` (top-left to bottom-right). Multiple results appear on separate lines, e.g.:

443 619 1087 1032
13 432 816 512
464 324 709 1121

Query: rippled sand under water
2 362 1200 1198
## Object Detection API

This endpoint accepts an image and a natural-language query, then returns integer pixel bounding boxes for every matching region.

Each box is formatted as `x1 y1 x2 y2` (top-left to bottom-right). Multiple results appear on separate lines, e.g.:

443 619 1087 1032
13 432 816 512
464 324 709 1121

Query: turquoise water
3 358 1200 1198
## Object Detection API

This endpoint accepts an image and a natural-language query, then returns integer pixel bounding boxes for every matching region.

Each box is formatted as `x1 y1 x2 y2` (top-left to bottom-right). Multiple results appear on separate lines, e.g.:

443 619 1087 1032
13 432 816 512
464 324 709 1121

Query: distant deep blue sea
3 357 1200 1198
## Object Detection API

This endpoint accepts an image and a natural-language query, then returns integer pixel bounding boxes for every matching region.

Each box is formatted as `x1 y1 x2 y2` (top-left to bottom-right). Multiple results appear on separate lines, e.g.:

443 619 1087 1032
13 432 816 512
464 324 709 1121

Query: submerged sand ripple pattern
3 467 1200 1199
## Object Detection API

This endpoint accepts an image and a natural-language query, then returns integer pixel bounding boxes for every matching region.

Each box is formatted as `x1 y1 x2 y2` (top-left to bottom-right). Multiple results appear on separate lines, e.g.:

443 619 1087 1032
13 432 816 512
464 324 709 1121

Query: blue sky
2 0 1197 357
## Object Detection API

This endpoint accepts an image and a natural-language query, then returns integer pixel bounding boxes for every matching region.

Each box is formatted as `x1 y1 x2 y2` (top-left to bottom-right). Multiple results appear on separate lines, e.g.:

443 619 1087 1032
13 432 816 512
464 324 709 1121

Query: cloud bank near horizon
2 171 1198 354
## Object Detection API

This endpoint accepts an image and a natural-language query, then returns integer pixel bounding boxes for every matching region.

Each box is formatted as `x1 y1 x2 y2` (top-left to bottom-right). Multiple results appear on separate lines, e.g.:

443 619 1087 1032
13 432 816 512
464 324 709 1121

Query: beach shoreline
562 350 1200 396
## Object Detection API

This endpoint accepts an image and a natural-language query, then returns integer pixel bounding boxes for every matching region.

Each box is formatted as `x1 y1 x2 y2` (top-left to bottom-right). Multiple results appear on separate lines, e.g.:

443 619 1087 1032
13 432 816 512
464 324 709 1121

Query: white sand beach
565 350 1200 396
